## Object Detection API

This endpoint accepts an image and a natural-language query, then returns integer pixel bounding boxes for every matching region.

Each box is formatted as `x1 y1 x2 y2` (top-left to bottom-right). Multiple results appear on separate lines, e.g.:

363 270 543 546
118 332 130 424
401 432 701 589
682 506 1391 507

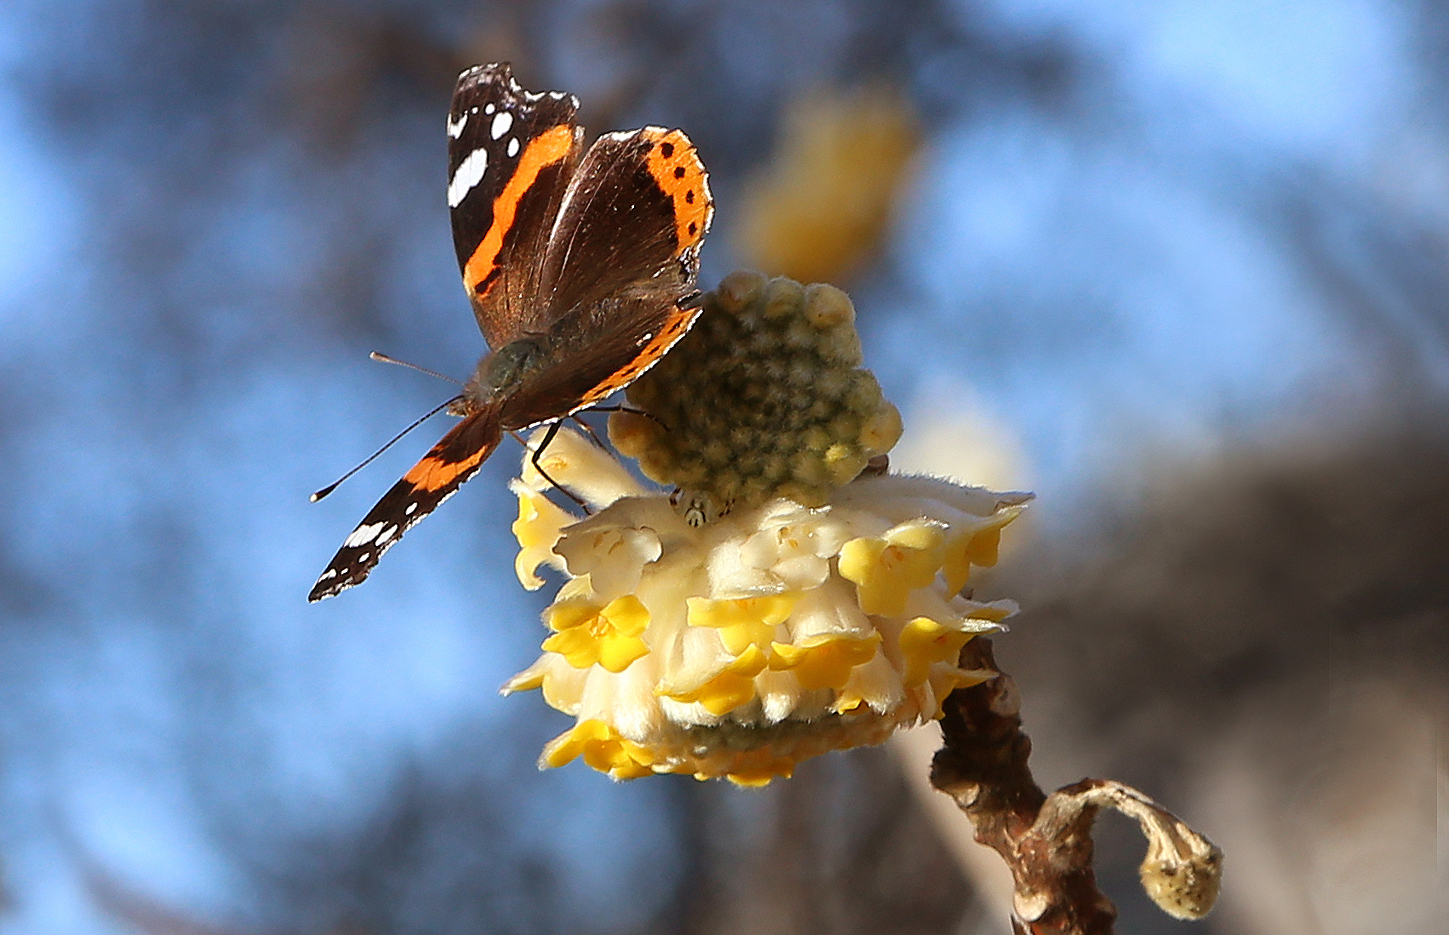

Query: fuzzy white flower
502 427 1028 785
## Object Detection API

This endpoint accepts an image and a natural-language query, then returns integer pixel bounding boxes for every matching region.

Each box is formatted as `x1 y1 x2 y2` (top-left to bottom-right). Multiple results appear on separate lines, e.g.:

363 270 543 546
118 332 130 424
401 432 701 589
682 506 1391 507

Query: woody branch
929 638 1222 935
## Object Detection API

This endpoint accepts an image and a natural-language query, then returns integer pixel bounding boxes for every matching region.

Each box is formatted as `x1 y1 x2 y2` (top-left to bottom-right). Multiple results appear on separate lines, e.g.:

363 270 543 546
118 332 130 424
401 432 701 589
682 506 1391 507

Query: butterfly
309 62 713 601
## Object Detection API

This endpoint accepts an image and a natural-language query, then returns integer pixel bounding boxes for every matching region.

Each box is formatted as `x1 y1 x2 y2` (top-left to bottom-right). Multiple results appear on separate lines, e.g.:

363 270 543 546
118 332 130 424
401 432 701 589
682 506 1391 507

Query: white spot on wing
375 525 399 545
446 111 468 139
405 502 419 515
490 111 513 140
447 147 489 208
484 102 495 115
345 521 386 548
507 137 520 157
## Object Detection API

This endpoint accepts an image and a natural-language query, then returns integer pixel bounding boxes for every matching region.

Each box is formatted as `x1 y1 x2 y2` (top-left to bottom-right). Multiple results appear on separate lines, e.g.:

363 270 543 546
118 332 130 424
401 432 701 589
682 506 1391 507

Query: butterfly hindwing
497 293 704 430
308 410 503 602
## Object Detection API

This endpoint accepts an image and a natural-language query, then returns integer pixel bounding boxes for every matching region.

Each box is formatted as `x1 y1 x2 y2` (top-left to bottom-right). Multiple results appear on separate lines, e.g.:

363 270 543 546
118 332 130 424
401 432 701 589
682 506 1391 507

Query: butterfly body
309 63 712 602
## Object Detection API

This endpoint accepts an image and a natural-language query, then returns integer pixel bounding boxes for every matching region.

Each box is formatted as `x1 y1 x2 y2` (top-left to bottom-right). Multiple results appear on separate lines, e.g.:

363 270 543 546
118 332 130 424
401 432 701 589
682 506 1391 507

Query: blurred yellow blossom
736 86 921 283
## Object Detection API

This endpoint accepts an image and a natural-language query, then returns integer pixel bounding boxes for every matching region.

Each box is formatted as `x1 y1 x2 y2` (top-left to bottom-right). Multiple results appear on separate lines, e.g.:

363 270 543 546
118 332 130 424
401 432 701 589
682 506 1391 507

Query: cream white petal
833 473 1032 522
555 523 662 597
785 578 875 642
754 668 808 723
837 651 903 715
704 528 784 597
520 426 650 508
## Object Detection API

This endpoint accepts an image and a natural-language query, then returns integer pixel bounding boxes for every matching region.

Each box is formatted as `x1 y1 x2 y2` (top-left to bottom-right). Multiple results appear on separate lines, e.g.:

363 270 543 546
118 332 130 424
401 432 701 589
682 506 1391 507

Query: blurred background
1 1 1446 933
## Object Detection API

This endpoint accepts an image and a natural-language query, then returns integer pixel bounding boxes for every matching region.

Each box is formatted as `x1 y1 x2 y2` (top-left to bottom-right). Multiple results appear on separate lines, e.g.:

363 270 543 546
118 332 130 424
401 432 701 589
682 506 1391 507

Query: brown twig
929 638 1222 934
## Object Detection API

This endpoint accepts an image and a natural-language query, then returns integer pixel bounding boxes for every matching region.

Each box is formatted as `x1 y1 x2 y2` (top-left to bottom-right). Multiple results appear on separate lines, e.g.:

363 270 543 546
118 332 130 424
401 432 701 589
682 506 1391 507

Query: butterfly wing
313 81 714 601
498 126 714 429
448 63 583 350
542 127 712 322
309 409 503 602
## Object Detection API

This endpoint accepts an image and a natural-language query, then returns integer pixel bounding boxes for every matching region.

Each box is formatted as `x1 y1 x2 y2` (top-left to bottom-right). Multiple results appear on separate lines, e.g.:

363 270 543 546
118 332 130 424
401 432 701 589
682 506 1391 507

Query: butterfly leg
586 404 670 432
569 415 609 451
514 423 591 512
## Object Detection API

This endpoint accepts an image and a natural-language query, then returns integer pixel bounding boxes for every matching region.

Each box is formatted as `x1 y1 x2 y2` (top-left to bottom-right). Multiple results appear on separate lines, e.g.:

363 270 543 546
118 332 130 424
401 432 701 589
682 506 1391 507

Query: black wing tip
308 532 400 603
308 567 359 602
457 62 510 85
452 62 578 112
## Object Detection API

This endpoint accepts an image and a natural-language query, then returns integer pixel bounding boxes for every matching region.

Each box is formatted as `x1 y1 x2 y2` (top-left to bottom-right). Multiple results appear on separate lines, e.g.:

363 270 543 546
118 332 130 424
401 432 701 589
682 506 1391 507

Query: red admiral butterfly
310 63 713 601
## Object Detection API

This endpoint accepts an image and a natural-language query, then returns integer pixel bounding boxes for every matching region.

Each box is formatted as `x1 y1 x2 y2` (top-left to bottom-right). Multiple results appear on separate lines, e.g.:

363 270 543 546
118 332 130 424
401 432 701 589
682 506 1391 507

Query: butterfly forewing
448 63 582 350
309 409 504 602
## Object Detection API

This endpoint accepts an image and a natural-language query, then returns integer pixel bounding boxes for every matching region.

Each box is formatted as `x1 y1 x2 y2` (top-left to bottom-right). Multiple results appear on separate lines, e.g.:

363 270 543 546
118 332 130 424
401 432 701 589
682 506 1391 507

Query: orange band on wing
463 124 576 296
402 448 488 493
643 128 714 255
579 303 703 408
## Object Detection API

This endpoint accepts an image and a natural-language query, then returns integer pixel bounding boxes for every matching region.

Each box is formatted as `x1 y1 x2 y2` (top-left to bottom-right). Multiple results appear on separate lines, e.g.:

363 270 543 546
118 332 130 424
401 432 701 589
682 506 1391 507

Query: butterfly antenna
370 351 463 385
311 396 460 502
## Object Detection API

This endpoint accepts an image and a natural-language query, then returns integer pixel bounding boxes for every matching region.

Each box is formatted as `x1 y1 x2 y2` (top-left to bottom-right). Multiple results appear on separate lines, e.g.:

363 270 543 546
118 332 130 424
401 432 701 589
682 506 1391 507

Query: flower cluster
502 273 1030 785
614 271 902 513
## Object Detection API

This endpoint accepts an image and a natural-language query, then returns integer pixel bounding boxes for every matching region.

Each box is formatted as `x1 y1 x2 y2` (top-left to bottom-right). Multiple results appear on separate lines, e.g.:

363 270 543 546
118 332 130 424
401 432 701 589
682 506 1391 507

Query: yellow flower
686 594 799 658
502 427 1028 783
541 595 651 673
941 506 1024 593
770 633 881 690
838 519 946 614
832 651 903 715
499 654 586 715
919 664 996 720
735 86 921 284
898 616 978 688
510 482 574 590
542 720 658 781
708 749 798 787
660 644 770 716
